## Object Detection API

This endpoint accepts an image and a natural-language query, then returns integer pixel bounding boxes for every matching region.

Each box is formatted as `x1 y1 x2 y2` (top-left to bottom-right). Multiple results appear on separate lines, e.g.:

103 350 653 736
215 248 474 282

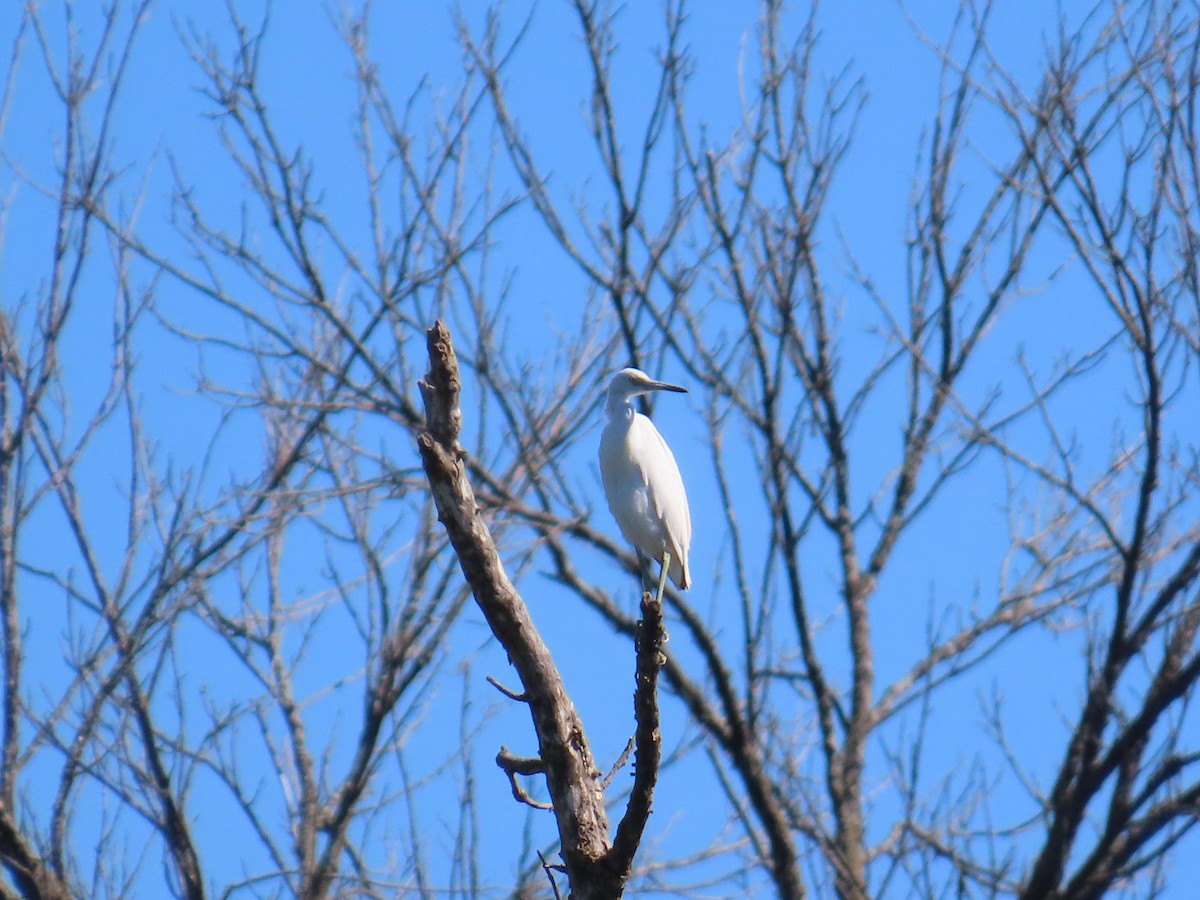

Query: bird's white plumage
599 368 691 590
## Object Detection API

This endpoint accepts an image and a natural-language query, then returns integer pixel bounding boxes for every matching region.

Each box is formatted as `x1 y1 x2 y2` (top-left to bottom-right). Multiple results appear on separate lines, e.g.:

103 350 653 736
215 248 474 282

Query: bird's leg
636 550 654 595
655 551 672 605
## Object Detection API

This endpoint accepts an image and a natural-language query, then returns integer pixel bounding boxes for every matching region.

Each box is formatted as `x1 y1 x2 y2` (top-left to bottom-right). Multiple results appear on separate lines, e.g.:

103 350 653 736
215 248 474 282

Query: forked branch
416 320 664 898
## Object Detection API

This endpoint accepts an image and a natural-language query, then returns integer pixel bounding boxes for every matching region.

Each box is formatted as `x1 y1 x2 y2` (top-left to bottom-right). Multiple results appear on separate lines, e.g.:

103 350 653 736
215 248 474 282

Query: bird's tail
670 552 690 591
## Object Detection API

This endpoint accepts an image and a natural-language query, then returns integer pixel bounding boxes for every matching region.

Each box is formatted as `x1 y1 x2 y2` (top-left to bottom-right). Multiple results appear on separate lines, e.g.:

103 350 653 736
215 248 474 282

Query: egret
599 368 692 603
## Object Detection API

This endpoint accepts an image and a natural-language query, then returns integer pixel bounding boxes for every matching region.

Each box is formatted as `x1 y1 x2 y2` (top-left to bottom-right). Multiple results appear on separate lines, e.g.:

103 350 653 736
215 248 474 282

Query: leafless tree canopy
1 0 1198 898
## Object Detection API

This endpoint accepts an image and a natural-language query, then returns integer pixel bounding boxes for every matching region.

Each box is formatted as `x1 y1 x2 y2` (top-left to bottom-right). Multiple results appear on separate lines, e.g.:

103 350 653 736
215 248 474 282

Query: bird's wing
637 416 691 559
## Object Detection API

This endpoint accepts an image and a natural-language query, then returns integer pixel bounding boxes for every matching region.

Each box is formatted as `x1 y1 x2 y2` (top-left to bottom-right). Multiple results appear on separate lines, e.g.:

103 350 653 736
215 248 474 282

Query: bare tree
457 0 1200 897
2 0 1199 898
2 2 490 897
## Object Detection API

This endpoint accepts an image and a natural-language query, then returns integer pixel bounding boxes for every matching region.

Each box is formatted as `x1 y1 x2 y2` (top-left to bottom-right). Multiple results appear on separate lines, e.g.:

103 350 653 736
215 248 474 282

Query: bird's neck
605 393 636 425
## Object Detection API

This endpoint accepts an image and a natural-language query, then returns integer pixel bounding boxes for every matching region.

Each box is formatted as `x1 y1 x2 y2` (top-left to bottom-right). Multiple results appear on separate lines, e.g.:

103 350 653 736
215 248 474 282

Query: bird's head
607 368 688 405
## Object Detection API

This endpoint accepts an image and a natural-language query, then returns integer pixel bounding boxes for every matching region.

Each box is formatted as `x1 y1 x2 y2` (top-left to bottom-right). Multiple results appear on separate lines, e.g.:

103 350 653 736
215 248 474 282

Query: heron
599 367 692 603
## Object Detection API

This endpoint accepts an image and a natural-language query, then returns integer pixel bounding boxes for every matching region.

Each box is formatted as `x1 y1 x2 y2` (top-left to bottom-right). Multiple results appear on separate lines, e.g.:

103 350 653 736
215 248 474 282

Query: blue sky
3 0 1197 896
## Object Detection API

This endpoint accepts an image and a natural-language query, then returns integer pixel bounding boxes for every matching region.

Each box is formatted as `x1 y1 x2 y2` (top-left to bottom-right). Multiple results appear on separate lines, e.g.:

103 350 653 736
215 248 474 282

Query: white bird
599 368 692 601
